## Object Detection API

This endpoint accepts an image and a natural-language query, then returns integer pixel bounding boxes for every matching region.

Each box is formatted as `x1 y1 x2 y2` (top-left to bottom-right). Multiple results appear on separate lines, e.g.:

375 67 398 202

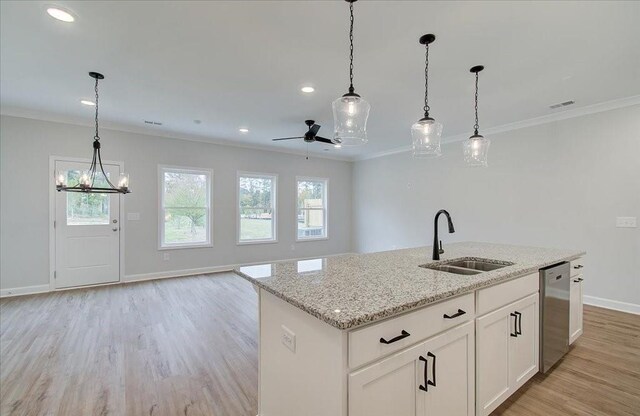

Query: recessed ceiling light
80 100 95 106
239 128 249 133
47 7 75 23
301 86 315 93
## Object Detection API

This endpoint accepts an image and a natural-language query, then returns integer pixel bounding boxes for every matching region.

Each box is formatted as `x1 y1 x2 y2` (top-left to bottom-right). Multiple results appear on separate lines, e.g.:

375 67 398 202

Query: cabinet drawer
570 258 585 277
476 273 538 316
348 293 474 369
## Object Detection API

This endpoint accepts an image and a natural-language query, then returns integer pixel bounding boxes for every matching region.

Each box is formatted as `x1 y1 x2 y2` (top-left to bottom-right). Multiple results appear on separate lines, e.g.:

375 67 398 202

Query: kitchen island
234 242 585 416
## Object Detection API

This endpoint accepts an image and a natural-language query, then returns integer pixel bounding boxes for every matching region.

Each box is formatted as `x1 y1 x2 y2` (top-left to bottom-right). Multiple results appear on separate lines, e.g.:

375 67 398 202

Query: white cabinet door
476 305 512 416
477 293 540 416
508 293 539 391
422 321 475 416
570 276 584 344
349 340 426 416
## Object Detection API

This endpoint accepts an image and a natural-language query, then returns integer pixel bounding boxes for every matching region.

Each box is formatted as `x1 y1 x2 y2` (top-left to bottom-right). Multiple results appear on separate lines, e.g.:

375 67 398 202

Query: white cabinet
570 275 584 344
349 321 474 416
476 293 539 416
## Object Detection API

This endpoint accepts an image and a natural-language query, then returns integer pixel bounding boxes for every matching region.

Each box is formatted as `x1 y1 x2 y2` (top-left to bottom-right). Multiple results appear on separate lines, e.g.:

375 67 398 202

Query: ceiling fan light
332 95 370 146
411 117 442 158
463 134 490 167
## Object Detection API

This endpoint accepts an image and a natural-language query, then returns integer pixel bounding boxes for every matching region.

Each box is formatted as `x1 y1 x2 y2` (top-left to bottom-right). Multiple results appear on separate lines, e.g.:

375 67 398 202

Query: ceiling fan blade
272 137 304 141
308 124 321 137
314 136 334 144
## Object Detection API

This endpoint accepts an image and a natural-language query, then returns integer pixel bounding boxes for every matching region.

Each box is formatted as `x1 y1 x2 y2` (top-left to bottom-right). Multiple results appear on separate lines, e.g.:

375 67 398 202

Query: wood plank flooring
1 273 639 416
1 273 258 416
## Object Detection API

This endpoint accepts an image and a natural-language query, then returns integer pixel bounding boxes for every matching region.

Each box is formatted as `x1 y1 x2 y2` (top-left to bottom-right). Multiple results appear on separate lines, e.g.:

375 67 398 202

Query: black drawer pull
427 351 436 388
573 265 583 269
515 311 522 335
380 330 410 344
443 309 466 319
419 355 429 392
510 312 518 337
573 277 584 283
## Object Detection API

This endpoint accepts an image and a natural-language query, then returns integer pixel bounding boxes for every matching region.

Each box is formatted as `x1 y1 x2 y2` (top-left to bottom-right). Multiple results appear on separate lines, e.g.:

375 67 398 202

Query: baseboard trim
124 265 233 283
0 252 357 298
584 295 640 315
0 284 50 298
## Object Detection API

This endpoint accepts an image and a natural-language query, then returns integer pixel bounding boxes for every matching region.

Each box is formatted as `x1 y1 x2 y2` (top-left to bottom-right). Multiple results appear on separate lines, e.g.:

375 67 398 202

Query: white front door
54 160 120 289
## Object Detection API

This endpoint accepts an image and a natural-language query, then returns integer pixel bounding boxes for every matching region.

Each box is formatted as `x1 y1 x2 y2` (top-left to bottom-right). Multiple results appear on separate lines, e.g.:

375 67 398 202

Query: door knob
112 227 118 232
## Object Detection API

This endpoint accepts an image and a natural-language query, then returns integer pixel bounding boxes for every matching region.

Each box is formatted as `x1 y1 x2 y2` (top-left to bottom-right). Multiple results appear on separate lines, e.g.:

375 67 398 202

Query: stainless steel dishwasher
539 262 570 373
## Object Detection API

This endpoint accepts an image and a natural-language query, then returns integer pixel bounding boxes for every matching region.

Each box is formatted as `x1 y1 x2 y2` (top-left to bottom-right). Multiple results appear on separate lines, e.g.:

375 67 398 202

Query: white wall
0 115 352 291
353 105 640 307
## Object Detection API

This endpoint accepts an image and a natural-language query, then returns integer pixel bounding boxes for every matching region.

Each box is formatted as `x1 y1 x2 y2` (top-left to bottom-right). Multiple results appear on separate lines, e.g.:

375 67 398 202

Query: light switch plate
616 217 637 228
127 212 140 221
281 325 296 353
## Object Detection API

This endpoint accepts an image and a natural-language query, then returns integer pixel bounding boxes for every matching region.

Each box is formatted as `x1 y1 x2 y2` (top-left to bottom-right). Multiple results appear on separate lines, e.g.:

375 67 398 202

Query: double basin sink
420 257 515 275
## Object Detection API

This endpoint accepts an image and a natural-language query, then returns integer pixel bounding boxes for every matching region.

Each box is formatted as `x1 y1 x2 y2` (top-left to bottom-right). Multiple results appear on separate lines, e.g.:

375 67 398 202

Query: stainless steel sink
421 264 482 275
420 257 514 275
446 259 510 272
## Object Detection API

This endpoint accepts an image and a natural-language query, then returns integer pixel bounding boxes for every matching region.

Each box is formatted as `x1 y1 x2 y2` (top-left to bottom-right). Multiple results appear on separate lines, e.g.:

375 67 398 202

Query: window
160 166 212 249
65 170 110 225
296 177 328 240
238 173 277 243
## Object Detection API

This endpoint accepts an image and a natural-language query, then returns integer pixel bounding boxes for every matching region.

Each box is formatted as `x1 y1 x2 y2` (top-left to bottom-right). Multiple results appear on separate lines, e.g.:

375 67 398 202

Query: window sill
237 239 279 246
296 237 329 243
158 243 213 251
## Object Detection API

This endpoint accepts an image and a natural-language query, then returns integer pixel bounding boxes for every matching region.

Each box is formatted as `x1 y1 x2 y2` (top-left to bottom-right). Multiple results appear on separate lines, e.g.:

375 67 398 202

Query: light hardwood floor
1 273 639 416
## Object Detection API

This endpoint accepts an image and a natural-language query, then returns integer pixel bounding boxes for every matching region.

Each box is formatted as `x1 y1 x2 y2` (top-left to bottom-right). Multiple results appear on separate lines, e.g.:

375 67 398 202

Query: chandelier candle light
332 0 370 146
55 72 130 193
463 65 490 167
411 34 443 158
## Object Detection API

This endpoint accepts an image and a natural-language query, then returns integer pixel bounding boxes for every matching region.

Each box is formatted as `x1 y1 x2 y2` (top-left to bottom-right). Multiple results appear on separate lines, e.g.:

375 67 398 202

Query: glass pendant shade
55 170 67 189
117 173 130 192
411 117 443 158
463 134 490 167
332 94 370 146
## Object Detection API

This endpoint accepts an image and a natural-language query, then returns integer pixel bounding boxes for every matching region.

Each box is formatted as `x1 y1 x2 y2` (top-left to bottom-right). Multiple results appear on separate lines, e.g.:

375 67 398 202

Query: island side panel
259 289 348 416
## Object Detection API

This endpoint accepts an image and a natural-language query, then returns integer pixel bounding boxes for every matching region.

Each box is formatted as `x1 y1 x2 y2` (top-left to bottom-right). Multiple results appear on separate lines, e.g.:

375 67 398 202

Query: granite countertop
233 242 585 330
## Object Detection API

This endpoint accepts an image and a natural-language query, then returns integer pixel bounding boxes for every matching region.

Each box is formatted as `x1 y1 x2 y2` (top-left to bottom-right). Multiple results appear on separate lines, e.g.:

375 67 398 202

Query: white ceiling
1 1 639 160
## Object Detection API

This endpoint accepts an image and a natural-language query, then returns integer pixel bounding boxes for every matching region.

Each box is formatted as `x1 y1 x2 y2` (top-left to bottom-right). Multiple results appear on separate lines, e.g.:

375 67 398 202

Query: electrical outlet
163 253 170 261
290 244 295 251
281 325 296 353
616 217 637 228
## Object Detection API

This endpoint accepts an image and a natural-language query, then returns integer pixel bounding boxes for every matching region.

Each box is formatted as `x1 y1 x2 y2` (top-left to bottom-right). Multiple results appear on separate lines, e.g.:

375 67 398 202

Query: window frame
295 176 329 242
158 165 213 250
237 171 278 245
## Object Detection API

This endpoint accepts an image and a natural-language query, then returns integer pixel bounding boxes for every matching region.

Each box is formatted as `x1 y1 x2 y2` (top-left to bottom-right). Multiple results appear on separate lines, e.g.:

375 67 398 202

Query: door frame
48 155 126 290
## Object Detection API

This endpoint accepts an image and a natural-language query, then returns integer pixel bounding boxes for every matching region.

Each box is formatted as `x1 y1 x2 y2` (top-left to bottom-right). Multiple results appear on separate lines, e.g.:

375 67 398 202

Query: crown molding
0 106 354 162
355 95 640 161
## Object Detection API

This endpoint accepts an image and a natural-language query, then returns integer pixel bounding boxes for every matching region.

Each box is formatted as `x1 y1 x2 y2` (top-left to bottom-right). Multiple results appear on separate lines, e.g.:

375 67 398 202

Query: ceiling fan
272 120 339 147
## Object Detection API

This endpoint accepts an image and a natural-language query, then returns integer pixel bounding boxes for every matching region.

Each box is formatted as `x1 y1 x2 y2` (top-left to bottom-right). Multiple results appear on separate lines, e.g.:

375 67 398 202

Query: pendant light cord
348 1 355 94
94 77 100 141
473 71 479 135
424 44 430 117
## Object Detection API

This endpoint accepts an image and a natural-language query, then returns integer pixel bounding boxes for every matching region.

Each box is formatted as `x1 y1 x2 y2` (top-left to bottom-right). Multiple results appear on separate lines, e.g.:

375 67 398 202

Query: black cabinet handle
419 355 429 392
573 265 583 269
515 311 522 335
443 309 466 319
573 277 584 283
380 330 410 344
427 351 436 388
510 312 518 337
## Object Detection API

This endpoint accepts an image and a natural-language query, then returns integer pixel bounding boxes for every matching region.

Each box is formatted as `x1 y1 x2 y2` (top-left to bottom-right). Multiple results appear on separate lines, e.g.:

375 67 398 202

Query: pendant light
55 72 131 193
411 34 443 158
332 0 370 146
463 65 490 167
